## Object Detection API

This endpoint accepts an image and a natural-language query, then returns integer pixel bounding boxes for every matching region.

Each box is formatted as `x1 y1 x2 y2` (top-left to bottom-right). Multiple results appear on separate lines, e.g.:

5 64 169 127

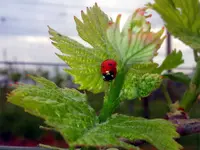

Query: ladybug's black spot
102 71 115 81
108 63 112 66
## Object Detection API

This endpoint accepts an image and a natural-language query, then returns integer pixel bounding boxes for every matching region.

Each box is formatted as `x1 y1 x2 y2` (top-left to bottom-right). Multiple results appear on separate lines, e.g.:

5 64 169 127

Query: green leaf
48 26 107 93
154 50 184 74
74 3 109 49
8 76 96 142
48 3 118 94
74 3 116 58
106 9 166 65
137 73 162 98
121 8 151 35
8 76 182 150
121 72 162 100
71 127 137 150
119 63 161 100
128 62 159 74
149 0 200 49
74 114 182 150
163 72 191 85
101 114 182 150
48 5 165 94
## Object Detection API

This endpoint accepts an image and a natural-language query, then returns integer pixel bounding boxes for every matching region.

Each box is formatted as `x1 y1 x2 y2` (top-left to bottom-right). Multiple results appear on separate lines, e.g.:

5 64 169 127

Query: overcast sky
0 0 195 73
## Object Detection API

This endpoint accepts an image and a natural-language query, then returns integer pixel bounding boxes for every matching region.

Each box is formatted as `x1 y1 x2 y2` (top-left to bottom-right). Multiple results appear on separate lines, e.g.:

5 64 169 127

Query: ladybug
101 59 117 81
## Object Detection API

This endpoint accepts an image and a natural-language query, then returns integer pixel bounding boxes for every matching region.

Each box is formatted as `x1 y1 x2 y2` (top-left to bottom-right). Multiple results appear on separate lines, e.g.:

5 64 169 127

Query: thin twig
161 82 172 105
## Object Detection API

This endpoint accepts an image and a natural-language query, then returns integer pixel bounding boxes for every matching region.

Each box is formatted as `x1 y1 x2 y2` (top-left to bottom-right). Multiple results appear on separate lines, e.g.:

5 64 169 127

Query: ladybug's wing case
100 59 117 81
101 59 117 72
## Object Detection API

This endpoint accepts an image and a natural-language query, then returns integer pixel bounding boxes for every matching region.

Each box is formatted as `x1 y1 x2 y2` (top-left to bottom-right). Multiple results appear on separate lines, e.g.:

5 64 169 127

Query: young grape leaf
73 3 116 58
72 114 182 150
121 8 151 35
121 72 162 100
48 26 107 93
163 72 191 85
7 77 182 150
8 76 96 142
119 63 161 100
106 8 166 65
154 50 184 74
128 62 159 75
149 0 200 49
49 4 165 95
100 114 182 150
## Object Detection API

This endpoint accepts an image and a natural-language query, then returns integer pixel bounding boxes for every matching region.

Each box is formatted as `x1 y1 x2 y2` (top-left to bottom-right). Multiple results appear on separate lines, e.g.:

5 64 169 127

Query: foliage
106 10 165 65
153 50 184 74
149 0 200 50
149 0 200 113
8 76 96 142
8 1 200 150
49 6 164 101
121 72 162 100
8 76 182 150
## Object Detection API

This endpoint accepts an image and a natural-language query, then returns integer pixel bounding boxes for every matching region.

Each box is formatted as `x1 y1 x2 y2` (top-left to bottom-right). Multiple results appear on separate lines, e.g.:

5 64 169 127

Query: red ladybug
101 59 117 81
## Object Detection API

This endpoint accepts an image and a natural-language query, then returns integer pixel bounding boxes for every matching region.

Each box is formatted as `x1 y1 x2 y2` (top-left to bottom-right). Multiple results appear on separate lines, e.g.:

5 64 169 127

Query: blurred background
0 0 199 149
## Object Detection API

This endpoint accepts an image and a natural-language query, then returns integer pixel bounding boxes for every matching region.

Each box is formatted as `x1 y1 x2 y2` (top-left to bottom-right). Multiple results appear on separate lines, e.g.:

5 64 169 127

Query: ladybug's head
101 59 117 81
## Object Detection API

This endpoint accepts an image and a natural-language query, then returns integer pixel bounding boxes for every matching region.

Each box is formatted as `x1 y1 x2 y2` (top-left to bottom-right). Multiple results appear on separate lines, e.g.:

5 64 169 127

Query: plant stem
180 61 200 111
99 67 127 123
161 82 172 106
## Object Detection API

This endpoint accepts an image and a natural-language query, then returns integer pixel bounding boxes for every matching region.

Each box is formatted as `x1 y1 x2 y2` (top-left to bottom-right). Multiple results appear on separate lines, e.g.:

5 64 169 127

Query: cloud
0 0 194 73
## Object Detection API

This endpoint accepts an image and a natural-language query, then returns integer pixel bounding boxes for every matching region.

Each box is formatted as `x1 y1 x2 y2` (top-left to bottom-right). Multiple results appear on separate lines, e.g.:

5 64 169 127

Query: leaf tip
116 14 122 25
74 16 78 21
7 91 16 97
118 14 122 17
95 2 98 6
146 21 150 24
108 21 114 26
